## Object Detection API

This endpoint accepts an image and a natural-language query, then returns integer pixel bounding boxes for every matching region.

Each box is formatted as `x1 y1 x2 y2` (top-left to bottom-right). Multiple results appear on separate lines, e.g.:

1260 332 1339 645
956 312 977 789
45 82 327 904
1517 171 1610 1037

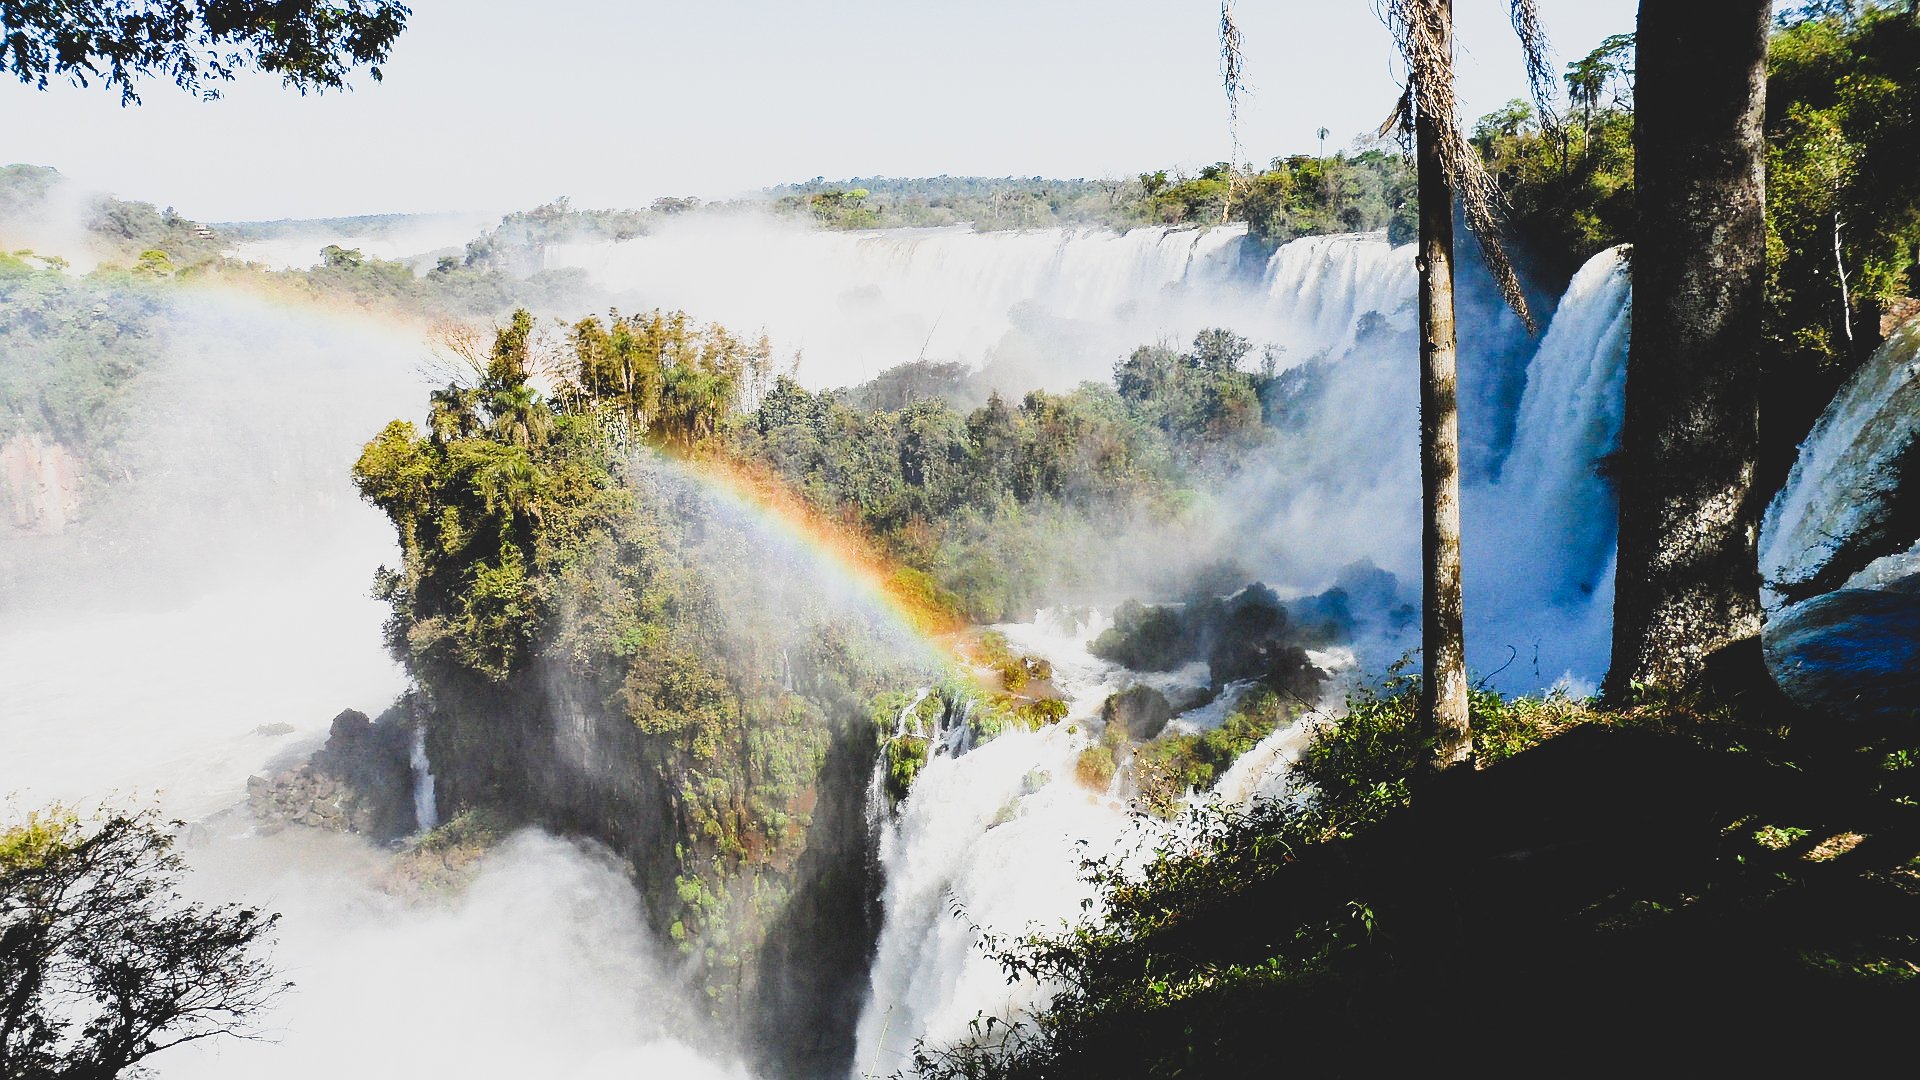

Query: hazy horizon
2 0 1636 222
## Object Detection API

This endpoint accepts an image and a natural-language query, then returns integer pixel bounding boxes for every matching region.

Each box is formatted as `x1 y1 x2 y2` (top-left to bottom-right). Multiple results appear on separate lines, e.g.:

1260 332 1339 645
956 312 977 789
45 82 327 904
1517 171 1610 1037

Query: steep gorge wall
0 432 82 534
416 637 888 1078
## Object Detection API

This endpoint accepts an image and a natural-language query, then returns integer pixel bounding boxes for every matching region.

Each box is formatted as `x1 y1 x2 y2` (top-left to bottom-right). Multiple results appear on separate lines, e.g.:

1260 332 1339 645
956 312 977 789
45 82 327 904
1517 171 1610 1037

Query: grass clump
1133 687 1295 817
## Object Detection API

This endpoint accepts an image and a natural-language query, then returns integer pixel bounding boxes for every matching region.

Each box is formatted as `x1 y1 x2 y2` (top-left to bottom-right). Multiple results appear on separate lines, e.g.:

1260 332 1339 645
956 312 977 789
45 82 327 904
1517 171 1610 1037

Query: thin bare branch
1219 0 1248 222
1506 0 1564 141
1377 0 1541 333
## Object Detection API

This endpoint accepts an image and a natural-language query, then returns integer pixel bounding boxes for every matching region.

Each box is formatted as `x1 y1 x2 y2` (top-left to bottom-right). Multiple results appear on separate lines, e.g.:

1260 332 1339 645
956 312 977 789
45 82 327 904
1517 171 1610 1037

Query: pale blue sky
1 1 1638 221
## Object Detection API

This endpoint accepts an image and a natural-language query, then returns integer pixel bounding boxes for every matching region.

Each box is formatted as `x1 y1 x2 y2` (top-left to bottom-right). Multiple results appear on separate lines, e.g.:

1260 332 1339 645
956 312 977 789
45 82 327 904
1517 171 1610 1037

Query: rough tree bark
1605 0 1772 700
1414 0 1471 769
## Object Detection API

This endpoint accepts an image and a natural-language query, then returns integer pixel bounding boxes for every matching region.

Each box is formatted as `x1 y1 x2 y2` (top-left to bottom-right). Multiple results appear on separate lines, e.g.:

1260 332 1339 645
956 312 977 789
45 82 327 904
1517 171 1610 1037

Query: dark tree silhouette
1606 0 1773 700
2 0 410 104
1382 0 1551 771
1 810 283 1079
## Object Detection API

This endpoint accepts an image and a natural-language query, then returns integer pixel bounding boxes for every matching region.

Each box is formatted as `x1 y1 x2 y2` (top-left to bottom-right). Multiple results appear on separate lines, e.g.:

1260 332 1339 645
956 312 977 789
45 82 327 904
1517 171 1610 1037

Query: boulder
1765 580 1920 724
248 707 417 839
1761 318 1920 602
1101 685 1175 742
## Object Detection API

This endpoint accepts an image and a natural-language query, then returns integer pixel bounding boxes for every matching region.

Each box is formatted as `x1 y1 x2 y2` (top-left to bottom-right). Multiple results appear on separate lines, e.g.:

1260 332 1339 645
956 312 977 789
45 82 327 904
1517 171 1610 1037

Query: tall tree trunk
1415 0 1471 770
1605 0 1771 700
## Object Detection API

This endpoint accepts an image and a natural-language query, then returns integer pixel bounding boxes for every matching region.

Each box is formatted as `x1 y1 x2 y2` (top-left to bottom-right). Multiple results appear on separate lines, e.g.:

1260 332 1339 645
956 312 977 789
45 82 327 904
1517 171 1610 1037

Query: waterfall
1461 246 1633 690
1257 232 1418 359
1761 317 1920 602
410 725 438 832
543 219 1414 391
1476 246 1631 600
853 608 1230 1076
856 724 1124 1077
854 611 1132 1078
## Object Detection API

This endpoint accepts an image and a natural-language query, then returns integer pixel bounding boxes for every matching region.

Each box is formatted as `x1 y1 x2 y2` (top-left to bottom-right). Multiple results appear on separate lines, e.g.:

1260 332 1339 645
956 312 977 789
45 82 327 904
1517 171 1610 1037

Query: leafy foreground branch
1 808 284 1079
912 682 1920 1076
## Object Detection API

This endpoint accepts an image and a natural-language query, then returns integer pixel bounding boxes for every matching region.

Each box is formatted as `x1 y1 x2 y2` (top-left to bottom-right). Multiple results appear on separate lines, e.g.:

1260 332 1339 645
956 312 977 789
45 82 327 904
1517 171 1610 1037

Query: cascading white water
1475 247 1632 602
1257 232 1418 359
544 218 1413 390
1761 317 1920 600
854 610 1137 1078
411 724 439 832
1462 246 1633 690
853 607 1286 1077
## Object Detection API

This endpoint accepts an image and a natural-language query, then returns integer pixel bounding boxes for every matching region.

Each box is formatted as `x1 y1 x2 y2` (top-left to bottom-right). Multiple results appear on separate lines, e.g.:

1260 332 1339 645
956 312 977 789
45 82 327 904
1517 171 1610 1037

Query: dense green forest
768 155 1418 243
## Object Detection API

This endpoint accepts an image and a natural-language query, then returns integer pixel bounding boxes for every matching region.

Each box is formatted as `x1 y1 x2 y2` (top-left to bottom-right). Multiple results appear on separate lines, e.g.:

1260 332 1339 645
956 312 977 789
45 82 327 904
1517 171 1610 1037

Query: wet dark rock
1092 573 1379 700
1092 600 1191 671
1101 685 1175 742
1765 582 1920 724
248 707 416 839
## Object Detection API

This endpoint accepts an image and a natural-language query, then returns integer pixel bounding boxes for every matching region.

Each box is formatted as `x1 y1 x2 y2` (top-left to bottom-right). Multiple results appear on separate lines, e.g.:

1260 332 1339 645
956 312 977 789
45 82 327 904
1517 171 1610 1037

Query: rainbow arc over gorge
644 450 967 656
125 269 969 663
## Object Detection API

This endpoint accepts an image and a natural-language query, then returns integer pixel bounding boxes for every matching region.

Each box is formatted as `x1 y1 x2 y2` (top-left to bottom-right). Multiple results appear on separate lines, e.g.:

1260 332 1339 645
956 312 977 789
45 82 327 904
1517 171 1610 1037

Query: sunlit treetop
2 0 411 104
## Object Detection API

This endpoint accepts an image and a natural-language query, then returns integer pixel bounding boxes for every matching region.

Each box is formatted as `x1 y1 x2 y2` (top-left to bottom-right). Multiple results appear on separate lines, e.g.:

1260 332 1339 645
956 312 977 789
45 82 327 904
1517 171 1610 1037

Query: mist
224 212 503 272
165 829 745 1079
0 279 757 1075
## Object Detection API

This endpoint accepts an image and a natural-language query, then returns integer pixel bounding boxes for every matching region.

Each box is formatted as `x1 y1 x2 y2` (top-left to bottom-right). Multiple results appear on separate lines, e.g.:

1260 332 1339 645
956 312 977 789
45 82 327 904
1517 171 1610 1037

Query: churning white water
162 830 749 1080
854 610 1137 1078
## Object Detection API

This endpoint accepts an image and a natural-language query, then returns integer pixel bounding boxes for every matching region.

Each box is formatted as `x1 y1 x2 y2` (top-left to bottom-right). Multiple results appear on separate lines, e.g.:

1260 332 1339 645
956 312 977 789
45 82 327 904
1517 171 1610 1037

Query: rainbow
639 450 966 662
41 253 969 663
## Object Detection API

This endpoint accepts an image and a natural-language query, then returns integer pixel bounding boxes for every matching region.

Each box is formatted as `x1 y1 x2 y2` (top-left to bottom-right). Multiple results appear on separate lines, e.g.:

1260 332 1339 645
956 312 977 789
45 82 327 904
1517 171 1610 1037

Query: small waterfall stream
410 724 439 832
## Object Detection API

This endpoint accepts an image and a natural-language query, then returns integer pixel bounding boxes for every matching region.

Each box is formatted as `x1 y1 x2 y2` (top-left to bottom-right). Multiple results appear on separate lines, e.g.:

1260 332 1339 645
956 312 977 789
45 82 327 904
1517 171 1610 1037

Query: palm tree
1379 0 1551 771
489 383 553 449
475 448 544 526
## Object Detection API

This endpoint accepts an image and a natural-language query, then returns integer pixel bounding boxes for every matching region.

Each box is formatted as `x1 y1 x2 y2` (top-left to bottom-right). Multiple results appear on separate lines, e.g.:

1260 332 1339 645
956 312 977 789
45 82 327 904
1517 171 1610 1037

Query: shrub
1076 744 1117 791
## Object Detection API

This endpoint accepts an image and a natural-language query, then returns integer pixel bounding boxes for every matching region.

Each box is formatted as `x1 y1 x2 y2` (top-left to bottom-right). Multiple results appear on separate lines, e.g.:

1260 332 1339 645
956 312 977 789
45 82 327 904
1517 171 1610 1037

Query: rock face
1761 317 1920 602
1766 578 1920 725
0 433 81 534
1760 316 1920 720
1101 685 1175 741
420 659 884 1080
248 708 417 839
